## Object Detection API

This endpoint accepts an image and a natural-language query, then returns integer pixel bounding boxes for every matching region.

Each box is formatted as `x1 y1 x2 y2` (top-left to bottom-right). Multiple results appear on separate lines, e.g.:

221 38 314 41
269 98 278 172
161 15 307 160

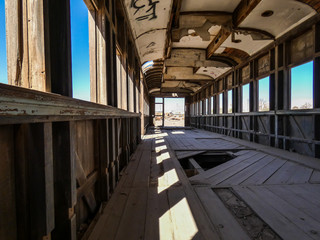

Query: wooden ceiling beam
206 0 262 60
206 28 231 59
173 0 183 28
233 0 262 27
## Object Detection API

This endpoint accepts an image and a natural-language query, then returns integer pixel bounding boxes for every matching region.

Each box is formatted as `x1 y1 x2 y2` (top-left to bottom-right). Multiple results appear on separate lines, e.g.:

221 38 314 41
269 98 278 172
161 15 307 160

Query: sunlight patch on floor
157 168 179 193
159 197 198 240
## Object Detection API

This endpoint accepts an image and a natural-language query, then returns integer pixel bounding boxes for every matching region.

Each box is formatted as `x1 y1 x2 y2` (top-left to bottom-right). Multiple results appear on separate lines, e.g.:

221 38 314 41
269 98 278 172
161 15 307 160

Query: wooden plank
28 123 55 238
242 158 286 185
0 126 17 240
97 7 107 104
176 150 206 160
88 142 146 239
51 122 77 239
206 153 267 185
132 150 151 187
195 187 250 240
283 184 320 207
286 165 313 184
75 151 97 213
233 186 312 240
89 9 97 102
248 186 320 239
265 161 309 184
114 188 148 240
27 0 49 91
0 83 139 125
207 28 231 59
266 185 320 223
88 187 131 240
233 0 262 27
77 171 99 201
310 170 320 183
190 150 259 181
167 186 203 240
144 187 174 240
189 158 205 174
221 155 276 185
5 0 22 86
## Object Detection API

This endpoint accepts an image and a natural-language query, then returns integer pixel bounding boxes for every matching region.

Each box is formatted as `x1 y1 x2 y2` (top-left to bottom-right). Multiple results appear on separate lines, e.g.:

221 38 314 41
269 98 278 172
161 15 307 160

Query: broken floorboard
87 128 320 240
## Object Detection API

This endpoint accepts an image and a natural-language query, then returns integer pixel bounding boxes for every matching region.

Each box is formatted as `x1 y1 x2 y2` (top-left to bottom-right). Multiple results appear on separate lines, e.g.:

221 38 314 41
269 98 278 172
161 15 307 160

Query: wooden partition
0 83 141 240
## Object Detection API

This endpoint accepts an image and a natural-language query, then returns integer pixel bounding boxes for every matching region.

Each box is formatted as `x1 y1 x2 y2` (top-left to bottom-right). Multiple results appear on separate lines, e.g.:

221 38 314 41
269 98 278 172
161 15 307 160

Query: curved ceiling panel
212 48 250 64
218 33 273 56
180 0 241 13
239 0 316 38
135 29 167 64
143 60 164 91
124 0 173 64
196 67 232 79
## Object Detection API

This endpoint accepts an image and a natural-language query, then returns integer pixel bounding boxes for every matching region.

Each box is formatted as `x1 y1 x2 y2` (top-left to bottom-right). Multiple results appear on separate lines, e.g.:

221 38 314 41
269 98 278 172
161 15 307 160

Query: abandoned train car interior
1 0 320 239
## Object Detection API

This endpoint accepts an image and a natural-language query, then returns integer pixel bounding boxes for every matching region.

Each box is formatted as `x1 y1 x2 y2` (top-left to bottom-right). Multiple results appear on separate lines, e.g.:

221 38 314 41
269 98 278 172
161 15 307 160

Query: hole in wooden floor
179 152 235 177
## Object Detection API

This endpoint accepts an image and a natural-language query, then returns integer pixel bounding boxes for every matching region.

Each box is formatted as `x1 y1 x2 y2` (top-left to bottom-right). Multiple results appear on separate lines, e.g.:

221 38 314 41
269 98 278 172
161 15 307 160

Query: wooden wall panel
75 121 96 177
0 126 17 240
242 65 250 84
257 54 270 76
291 30 314 64
5 0 49 91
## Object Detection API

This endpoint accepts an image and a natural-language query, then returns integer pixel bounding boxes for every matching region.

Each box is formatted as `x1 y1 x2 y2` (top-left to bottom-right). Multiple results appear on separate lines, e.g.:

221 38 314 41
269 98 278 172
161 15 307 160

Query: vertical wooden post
15 123 55 240
149 97 155 126
48 0 72 96
0 126 17 240
51 122 77 240
97 120 109 202
5 0 51 91
89 4 108 104
313 57 320 157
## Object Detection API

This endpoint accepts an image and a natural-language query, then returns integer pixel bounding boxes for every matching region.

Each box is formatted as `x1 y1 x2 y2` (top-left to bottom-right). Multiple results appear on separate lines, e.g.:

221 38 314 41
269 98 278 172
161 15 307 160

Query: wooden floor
88 128 320 240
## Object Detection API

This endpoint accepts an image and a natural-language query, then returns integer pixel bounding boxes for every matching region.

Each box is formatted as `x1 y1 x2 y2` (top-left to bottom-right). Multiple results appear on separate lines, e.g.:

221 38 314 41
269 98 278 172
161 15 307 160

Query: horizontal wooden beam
0 83 139 125
206 28 231 59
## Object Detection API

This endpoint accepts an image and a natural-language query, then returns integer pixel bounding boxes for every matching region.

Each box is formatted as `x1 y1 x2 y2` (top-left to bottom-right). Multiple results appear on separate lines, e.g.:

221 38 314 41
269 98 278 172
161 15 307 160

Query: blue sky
291 61 313 108
0 0 7 84
70 0 90 101
0 0 90 100
259 76 270 101
242 83 250 112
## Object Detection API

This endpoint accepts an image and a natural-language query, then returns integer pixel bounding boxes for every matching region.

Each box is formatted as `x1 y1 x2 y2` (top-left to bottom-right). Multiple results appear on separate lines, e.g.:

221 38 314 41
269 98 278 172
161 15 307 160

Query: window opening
258 77 270 111
228 90 233 113
155 97 163 127
164 98 185 127
0 1 7 84
71 0 90 101
291 61 313 109
219 94 223 114
242 84 250 112
211 96 214 114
